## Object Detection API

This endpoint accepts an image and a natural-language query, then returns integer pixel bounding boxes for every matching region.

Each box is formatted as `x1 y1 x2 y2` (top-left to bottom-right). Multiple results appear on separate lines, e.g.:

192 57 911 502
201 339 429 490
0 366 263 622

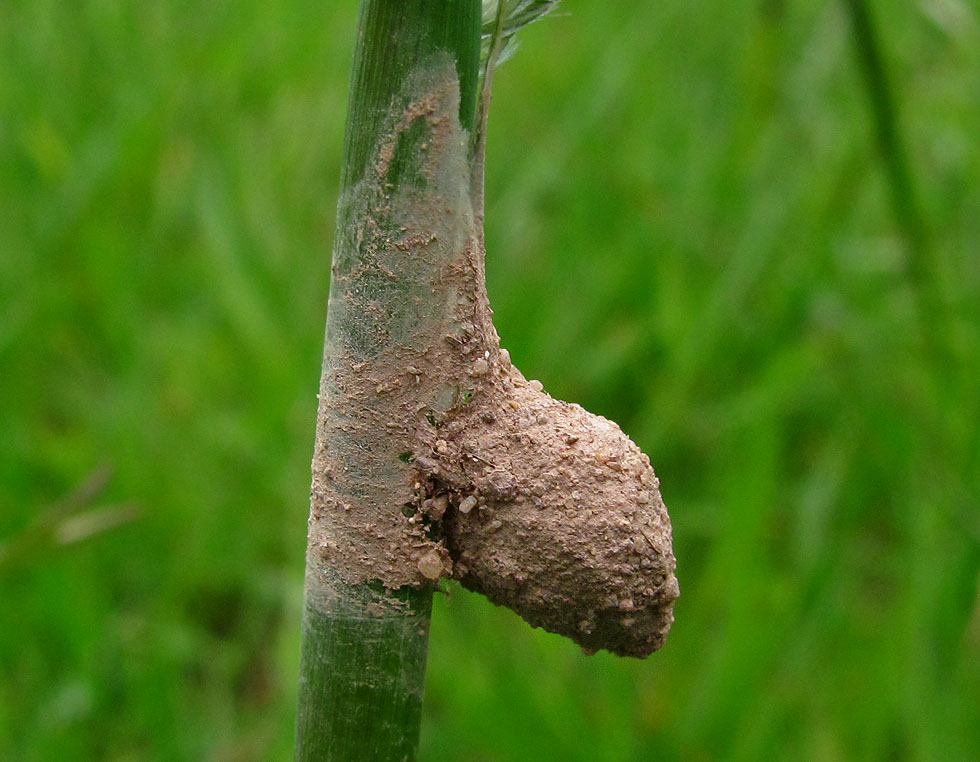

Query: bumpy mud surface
424 350 678 657
309 55 677 657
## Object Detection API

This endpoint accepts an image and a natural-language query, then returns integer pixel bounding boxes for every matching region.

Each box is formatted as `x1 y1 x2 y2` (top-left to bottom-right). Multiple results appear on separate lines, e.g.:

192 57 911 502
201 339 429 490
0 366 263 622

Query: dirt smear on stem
309 56 677 657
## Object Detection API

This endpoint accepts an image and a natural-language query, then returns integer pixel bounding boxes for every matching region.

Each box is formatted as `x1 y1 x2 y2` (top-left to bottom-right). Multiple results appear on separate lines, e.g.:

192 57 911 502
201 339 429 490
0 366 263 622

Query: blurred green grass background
2 0 979 760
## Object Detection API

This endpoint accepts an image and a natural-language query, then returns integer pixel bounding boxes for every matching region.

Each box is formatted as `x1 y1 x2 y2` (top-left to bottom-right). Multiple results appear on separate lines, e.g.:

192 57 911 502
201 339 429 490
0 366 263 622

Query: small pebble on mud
417 549 444 580
424 494 449 520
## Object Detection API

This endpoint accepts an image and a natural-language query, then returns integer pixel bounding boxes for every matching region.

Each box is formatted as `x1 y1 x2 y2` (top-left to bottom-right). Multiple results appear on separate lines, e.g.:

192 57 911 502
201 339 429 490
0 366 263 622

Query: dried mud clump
419 352 679 659
309 56 678 658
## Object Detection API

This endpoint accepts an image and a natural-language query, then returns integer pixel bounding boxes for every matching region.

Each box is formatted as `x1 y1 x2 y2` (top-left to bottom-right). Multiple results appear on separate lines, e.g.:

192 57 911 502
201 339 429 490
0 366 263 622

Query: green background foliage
2 0 979 759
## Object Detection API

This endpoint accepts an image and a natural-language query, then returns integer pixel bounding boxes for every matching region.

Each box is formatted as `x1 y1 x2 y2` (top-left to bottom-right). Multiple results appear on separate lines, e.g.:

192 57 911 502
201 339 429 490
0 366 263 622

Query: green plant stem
841 0 953 344
471 0 506 214
295 2 480 761
842 0 926 260
295 582 433 761
842 0 960 400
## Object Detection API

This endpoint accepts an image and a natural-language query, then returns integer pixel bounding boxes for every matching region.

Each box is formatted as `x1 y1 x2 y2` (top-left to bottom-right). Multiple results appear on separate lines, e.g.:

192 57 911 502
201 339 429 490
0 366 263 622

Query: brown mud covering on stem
309 55 479 591
309 55 677 657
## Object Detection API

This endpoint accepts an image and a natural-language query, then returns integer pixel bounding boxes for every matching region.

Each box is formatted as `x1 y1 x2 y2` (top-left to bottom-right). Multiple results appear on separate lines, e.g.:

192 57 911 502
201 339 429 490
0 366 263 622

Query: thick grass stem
295 2 481 760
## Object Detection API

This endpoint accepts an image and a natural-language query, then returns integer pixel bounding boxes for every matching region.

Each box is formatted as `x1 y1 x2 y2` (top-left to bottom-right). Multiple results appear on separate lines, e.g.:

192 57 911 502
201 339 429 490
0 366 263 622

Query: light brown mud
309 56 677 657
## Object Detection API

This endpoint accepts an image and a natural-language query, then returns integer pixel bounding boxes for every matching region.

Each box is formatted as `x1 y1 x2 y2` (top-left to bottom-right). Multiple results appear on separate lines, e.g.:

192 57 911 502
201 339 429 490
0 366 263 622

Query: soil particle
422 494 449 520
417 549 446 580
